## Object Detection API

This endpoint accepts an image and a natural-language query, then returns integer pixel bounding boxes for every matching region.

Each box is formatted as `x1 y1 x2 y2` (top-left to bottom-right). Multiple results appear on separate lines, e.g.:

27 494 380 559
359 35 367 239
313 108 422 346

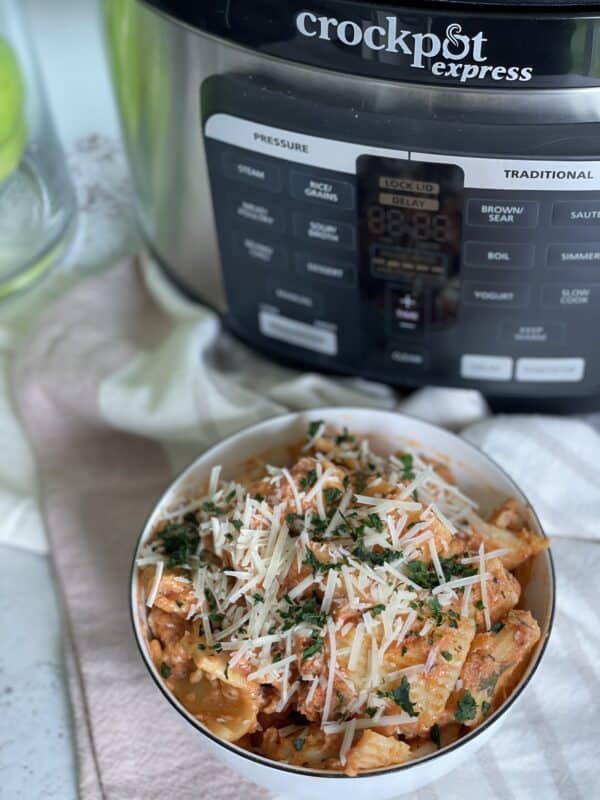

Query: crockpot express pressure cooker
104 0 600 409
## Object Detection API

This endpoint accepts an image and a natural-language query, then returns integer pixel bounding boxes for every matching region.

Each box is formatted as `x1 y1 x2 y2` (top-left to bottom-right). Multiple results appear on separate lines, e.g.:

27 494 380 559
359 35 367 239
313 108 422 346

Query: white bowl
131 408 555 800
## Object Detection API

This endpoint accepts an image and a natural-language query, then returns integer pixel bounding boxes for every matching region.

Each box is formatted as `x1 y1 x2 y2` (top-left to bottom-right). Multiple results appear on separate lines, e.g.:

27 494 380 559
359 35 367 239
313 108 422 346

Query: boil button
464 241 534 269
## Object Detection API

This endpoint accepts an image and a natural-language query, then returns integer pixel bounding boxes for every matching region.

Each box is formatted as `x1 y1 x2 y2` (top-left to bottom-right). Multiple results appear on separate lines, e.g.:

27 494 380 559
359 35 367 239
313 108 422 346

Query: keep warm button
468 198 539 228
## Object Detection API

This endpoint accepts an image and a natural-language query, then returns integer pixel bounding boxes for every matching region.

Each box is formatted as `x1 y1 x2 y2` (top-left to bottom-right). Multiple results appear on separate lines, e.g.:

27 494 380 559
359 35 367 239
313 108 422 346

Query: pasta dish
136 422 548 775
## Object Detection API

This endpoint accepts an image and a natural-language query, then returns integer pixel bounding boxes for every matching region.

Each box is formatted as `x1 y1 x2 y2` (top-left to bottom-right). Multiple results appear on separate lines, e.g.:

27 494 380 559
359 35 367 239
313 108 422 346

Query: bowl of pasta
131 408 554 799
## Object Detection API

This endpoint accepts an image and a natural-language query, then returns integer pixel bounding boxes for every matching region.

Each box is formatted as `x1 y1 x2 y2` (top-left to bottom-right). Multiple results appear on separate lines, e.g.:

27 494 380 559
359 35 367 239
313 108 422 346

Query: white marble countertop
0 2 130 797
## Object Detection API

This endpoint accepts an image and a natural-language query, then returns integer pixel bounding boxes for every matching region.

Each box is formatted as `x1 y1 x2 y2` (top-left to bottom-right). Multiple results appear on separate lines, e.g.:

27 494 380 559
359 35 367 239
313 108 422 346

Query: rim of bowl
130 407 556 780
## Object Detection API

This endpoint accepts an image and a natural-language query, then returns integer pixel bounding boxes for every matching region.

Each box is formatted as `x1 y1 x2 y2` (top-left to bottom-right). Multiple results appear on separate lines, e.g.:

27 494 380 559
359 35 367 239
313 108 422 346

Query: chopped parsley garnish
336 428 354 445
430 723 441 749
366 513 384 532
441 650 453 662
399 453 415 480
324 487 342 506
302 637 324 661
303 550 347 574
156 521 200 567
454 690 477 723
427 597 444 625
475 600 485 610
378 676 418 717
254 493 264 502
286 512 305 537
252 593 264 604
225 489 236 503
292 736 305 751
491 621 505 634
351 542 402 567
279 593 327 631
205 589 224 626
369 603 386 617
175 599 183 608
307 420 324 439
481 701 492 717
231 519 243 530
366 706 377 718
160 662 172 679
405 557 478 590
300 470 318 490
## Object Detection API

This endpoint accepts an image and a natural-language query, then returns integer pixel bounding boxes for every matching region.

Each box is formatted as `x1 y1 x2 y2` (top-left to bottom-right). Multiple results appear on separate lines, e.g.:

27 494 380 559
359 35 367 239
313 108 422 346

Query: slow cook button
553 201 600 226
467 199 539 228
293 213 356 249
542 284 600 307
461 354 513 381
222 151 282 192
500 321 566 345
463 281 530 308
232 198 285 231
547 243 600 267
290 171 355 210
464 241 535 269
295 253 357 286
515 357 585 383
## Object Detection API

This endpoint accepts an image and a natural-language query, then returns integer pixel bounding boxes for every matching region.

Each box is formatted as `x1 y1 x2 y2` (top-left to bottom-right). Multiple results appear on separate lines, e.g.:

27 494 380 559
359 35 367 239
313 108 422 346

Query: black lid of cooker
141 0 600 89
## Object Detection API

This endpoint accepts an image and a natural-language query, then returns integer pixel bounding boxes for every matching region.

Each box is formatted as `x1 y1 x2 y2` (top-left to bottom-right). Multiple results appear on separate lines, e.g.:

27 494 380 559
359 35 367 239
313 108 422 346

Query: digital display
357 156 464 337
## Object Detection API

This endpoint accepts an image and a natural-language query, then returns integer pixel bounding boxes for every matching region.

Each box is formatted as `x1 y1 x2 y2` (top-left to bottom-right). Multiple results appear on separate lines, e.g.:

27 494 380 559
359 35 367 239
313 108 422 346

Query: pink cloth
13 260 268 800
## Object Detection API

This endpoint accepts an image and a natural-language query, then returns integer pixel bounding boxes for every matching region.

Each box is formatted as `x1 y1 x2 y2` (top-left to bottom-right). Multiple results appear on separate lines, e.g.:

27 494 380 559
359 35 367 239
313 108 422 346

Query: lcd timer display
358 156 464 280
357 156 464 338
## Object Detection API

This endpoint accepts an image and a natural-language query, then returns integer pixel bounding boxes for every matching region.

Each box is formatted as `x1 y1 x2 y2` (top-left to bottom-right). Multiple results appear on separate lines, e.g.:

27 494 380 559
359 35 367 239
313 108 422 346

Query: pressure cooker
103 0 600 410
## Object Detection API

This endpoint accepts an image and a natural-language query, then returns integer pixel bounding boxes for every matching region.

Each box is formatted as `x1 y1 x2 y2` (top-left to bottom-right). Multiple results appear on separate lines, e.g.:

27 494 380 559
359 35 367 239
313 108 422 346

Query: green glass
0 0 75 299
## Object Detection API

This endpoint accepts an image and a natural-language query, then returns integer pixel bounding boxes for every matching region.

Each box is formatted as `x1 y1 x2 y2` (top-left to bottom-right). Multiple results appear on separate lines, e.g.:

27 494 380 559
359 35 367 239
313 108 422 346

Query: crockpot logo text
296 14 533 83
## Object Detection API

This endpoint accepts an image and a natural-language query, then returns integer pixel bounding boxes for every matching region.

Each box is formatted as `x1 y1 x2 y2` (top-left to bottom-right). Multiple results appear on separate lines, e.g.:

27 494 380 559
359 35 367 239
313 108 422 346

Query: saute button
541 284 600 307
293 213 356 249
547 243 600 266
463 281 530 308
291 171 355 210
464 241 534 269
461 354 513 381
222 151 282 192
515 357 585 383
553 201 600 226
295 252 357 286
232 198 285 232
467 199 539 228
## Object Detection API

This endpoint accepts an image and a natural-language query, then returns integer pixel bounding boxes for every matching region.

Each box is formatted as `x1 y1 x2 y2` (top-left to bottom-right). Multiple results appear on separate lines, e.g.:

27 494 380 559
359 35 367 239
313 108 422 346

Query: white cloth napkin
11 256 597 800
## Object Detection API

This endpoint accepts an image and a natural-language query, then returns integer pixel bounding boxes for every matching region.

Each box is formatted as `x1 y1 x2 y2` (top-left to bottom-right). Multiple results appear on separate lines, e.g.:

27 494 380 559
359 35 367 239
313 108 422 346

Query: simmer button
547 243 600 267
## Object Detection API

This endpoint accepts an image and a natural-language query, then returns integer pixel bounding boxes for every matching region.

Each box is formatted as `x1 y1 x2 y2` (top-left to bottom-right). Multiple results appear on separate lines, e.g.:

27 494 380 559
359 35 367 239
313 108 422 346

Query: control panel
203 109 600 397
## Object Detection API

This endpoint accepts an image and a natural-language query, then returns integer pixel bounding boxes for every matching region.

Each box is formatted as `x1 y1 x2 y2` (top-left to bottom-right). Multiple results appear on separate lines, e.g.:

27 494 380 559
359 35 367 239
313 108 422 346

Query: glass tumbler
0 0 75 299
